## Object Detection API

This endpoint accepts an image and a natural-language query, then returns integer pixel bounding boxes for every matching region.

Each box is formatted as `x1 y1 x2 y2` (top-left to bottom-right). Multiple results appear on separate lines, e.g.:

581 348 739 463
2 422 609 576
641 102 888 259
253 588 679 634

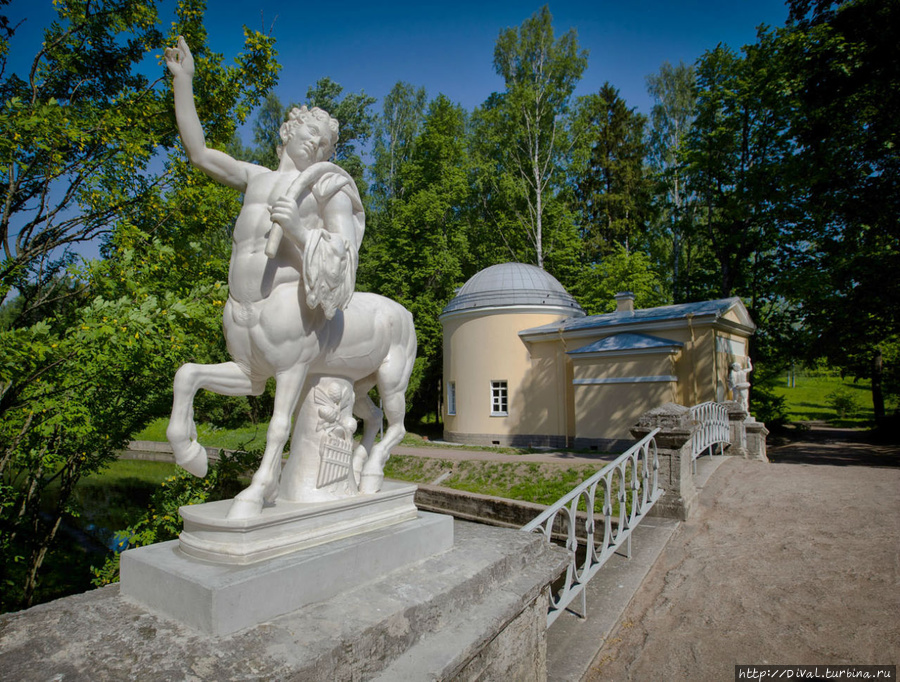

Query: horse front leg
228 364 309 520
167 362 261 477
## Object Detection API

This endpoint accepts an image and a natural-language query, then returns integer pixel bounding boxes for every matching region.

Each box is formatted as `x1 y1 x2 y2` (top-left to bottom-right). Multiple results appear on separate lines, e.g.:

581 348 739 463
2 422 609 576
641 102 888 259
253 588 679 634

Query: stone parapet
631 401 768 521
0 521 568 681
745 419 770 462
632 403 698 521
724 401 750 457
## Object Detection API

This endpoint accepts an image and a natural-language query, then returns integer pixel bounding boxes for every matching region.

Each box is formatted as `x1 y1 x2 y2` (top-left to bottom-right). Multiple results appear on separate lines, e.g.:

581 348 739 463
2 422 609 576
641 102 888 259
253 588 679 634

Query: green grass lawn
772 373 881 427
134 417 572 457
135 417 268 451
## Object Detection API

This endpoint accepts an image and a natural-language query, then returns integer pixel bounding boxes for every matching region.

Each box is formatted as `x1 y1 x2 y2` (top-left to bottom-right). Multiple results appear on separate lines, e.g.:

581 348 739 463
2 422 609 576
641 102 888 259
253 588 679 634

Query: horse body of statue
163 37 415 520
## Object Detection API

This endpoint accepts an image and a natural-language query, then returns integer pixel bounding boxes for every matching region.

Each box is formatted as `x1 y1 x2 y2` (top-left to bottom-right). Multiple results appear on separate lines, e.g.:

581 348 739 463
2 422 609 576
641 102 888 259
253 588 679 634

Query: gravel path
584 431 900 681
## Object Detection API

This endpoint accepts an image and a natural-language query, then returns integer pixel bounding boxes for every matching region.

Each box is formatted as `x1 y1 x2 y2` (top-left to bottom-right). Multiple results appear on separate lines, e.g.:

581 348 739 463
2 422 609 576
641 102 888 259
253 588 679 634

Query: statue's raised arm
165 36 258 191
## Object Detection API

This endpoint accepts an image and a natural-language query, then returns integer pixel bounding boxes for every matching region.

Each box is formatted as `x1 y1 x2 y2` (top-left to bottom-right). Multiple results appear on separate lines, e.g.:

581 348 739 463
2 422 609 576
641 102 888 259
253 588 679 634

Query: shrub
825 387 859 419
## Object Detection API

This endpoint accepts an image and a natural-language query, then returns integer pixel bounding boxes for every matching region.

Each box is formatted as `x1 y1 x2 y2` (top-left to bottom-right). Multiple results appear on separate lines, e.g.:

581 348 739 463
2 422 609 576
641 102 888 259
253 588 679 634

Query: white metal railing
689 401 730 473
521 429 661 626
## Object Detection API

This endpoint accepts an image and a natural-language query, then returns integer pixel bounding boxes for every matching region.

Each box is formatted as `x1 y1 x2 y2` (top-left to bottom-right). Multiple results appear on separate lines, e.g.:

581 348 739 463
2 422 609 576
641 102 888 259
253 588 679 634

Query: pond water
27 460 177 607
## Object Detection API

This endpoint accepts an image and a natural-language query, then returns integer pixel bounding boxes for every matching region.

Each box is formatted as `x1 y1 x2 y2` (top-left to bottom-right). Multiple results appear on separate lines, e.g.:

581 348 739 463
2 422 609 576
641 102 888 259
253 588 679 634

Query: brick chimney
615 291 635 315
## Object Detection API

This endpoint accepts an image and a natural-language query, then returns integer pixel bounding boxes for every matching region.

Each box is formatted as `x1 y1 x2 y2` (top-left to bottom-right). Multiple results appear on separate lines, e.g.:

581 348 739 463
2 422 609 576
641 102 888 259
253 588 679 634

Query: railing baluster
689 401 730 467
524 401 728 626
521 428 661 626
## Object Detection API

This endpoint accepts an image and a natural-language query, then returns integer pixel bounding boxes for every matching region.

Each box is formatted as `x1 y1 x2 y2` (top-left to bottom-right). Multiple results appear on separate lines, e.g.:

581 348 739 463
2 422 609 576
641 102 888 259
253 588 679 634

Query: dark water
16 466 171 609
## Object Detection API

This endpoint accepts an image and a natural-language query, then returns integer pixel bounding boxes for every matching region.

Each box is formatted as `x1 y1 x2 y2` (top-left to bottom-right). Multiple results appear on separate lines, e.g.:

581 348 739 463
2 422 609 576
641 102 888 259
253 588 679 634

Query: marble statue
728 357 753 411
163 37 416 520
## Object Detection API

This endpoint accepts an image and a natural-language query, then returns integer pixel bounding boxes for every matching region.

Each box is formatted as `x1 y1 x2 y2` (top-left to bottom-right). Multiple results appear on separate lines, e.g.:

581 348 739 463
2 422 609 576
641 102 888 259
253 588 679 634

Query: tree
249 91 286 169
473 6 587 269
683 33 797 301
369 81 428 208
573 83 653 262
779 0 900 425
366 95 471 420
646 61 697 302
573 243 669 315
0 0 278 610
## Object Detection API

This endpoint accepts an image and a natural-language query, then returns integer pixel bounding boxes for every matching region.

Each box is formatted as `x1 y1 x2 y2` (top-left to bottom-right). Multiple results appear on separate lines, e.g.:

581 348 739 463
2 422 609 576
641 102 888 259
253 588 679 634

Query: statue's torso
228 168 321 305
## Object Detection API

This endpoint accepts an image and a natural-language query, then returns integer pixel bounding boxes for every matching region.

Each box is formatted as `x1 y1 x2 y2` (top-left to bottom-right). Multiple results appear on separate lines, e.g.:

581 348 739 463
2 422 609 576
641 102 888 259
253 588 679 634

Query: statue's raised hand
165 36 195 79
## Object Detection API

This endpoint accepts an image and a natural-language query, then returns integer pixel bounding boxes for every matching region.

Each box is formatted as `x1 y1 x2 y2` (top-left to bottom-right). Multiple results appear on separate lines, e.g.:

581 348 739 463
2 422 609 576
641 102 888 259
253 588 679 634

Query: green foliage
471 6 587 270
772 372 886 426
135 416 268 451
573 83 654 260
300 77 376 193
383 454 598 507
365 95 471 418
825 387 859 420
683 30 797 301
776 0 900 424
573 244 669 315
91 449 261 586
369 81 428 209
645 61 698 302
249 91 287 169
0 0 279 610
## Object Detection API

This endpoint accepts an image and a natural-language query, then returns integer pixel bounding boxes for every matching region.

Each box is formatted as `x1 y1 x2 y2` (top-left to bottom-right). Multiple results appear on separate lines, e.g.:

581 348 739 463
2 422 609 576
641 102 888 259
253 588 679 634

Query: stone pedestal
632 403 697 521
1 522 568 681
177 481 418 564
122 510 452 636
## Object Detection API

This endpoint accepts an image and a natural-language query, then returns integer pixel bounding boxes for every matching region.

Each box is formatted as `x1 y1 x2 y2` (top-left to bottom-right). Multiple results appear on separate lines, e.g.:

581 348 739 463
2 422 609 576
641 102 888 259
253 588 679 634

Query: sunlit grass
134 417 268 451
772 373 877 426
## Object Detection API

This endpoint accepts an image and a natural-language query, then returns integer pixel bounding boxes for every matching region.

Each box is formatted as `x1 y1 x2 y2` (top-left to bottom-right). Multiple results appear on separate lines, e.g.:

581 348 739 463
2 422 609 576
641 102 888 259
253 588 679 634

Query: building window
447 381 457 415
490 380 508 416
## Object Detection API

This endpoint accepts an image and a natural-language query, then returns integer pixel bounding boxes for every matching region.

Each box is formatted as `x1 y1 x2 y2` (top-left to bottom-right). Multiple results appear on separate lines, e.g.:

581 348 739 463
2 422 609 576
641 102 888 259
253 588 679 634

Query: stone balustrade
632 401 768 521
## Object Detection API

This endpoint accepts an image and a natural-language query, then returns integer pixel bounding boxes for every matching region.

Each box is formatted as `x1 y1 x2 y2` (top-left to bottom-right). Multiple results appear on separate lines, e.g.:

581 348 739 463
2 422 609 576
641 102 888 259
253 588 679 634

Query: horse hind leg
359 388 407 494
359 306 416 494
350 379 381 482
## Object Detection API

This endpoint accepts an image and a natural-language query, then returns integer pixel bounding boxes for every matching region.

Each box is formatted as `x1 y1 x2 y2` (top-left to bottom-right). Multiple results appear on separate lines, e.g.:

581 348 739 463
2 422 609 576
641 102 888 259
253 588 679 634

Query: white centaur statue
728 357 753 411
163 37 416 519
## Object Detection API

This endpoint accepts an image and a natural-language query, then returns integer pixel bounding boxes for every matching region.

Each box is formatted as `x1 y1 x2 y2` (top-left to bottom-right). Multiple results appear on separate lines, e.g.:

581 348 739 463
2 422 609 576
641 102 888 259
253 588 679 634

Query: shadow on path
768 423 900 468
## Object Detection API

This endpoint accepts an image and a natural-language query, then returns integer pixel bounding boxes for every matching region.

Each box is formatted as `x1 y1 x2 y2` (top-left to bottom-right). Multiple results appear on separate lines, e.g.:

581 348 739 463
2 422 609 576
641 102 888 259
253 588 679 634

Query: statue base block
120 509 453 635
178 481 418 564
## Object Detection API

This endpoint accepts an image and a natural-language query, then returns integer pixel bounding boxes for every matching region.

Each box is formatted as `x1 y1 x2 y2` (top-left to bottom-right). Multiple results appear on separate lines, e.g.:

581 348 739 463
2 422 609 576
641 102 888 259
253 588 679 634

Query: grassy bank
384 454 625 511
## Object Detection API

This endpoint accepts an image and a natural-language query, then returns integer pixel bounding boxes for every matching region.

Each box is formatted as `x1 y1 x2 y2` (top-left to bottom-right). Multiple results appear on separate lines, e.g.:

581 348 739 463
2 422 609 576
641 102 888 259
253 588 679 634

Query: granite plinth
178 480 418 564
121 510 453 636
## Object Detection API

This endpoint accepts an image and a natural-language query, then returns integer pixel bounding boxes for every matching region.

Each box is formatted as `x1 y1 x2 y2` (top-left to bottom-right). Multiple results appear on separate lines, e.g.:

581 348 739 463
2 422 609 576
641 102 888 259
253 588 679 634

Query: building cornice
568 346 682 360
573 375 678 385
440 304 583 325
520 315 755 342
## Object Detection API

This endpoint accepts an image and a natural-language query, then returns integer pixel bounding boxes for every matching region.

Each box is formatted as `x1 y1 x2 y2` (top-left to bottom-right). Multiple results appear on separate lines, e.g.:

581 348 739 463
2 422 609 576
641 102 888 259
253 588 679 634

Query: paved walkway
581 429 900 681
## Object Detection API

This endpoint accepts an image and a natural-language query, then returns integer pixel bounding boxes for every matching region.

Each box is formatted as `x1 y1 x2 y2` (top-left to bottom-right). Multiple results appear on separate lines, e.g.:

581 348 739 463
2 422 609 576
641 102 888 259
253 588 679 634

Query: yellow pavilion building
440 263 756 451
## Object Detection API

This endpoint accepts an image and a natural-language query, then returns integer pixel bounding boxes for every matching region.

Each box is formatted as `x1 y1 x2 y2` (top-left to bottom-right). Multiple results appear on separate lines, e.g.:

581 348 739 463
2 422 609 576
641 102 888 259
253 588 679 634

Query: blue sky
211 0 790 116
10 1 790 121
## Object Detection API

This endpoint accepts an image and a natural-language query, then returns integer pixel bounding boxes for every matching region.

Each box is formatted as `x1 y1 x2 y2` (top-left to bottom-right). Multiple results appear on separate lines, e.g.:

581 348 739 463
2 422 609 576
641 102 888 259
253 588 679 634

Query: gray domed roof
441 263 584 316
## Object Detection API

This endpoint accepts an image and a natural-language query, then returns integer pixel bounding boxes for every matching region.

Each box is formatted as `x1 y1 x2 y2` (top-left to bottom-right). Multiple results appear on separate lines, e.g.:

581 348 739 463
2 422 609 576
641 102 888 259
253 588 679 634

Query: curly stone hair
277 105 339 162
